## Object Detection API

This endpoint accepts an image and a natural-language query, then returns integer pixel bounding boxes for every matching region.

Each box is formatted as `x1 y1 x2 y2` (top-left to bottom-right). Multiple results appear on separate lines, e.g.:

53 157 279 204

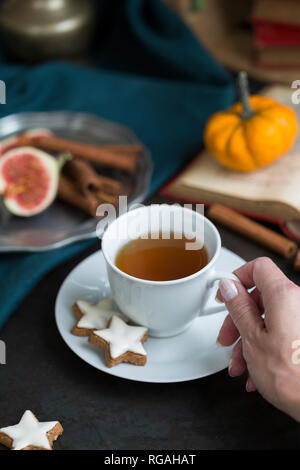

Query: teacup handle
200 270 240 316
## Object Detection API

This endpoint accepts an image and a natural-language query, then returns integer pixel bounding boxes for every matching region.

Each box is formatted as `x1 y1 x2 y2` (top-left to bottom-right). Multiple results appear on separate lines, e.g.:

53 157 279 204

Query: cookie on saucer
71 297 127 336
89 316 148 367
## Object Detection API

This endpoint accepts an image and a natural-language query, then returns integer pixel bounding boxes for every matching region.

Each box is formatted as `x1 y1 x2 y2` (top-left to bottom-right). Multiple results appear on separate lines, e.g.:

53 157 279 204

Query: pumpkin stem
238 71 254 120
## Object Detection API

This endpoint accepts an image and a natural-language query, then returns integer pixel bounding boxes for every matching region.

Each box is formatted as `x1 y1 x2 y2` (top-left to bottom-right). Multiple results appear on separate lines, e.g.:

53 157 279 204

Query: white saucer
55 247 246 383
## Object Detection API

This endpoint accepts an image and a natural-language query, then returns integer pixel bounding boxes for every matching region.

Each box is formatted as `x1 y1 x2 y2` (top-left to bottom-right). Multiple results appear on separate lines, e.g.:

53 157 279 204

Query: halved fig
0 146 66 217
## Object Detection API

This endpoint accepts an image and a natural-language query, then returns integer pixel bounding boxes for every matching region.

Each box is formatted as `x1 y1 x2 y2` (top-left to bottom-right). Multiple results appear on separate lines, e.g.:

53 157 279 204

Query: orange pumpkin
204 72 298 172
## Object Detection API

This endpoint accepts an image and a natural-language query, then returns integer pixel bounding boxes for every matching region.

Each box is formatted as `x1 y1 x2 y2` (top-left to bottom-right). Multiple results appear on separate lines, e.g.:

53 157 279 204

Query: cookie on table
89 316 148 367
0 410 63 450
72 297 127 336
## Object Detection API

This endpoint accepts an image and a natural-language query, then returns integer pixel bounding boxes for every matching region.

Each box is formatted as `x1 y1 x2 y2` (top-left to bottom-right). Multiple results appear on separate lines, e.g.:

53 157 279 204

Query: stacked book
252 0 300 67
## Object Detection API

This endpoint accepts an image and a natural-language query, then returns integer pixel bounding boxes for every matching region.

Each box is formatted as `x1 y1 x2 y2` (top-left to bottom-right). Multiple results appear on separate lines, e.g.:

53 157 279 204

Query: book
256 47 300 67
252 0 300 27
253 21 300 48
252 1 300 67
162 85 300 223
165 0 300 84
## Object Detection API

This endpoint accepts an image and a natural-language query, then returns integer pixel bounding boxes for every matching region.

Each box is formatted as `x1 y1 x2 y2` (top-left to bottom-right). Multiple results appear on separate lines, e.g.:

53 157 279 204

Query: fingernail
216 338 224 347
219 279 238 302
215 295 223 304
228 359 233 377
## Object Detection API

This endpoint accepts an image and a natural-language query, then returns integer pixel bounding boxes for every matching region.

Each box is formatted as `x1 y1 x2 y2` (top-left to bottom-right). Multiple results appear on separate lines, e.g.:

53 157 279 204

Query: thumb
219 279 264 340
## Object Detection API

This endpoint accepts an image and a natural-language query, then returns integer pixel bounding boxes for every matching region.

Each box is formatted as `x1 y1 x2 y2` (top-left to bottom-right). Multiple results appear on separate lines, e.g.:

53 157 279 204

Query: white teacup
102 204 236 338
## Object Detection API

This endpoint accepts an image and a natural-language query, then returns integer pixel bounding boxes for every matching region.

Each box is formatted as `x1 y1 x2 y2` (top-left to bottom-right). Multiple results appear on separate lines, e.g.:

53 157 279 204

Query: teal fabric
0 0 234 329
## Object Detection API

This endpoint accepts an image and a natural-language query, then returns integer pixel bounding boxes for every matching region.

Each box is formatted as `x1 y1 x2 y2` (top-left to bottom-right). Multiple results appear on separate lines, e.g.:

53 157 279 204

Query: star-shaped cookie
89 316 148 367
0 410 63 450
71 297 127 336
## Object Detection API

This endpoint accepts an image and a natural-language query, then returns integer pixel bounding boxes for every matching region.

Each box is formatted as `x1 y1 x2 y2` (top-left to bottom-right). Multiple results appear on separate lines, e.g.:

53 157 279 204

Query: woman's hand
216 257 300 422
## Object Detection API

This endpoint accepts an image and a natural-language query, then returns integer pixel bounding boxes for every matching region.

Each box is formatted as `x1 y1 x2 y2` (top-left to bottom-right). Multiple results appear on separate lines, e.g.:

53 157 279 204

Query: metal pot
0 0 96 62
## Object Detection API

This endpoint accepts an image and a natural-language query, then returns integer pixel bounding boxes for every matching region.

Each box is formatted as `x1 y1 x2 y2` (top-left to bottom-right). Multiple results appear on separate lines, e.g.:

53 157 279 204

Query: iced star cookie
0 410 63 450
71 297 127 336
89 316 148 367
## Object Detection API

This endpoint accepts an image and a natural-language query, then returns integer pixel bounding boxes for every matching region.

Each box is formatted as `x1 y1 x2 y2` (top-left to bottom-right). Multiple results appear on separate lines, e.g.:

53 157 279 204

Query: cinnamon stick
58 174 96 216
58 174 119 217
63 158 121 196
207 204 297 258
31 135 139 173
58 158 121 216
93 144 142 155
19 134 142 155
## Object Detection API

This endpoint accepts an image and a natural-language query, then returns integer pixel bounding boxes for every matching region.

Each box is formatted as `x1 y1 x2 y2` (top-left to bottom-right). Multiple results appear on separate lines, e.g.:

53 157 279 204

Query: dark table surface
1 194 300 451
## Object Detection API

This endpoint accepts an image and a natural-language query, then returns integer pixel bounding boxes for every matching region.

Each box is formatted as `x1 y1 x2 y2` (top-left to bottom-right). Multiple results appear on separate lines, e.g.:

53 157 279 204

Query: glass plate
0 112 152 252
